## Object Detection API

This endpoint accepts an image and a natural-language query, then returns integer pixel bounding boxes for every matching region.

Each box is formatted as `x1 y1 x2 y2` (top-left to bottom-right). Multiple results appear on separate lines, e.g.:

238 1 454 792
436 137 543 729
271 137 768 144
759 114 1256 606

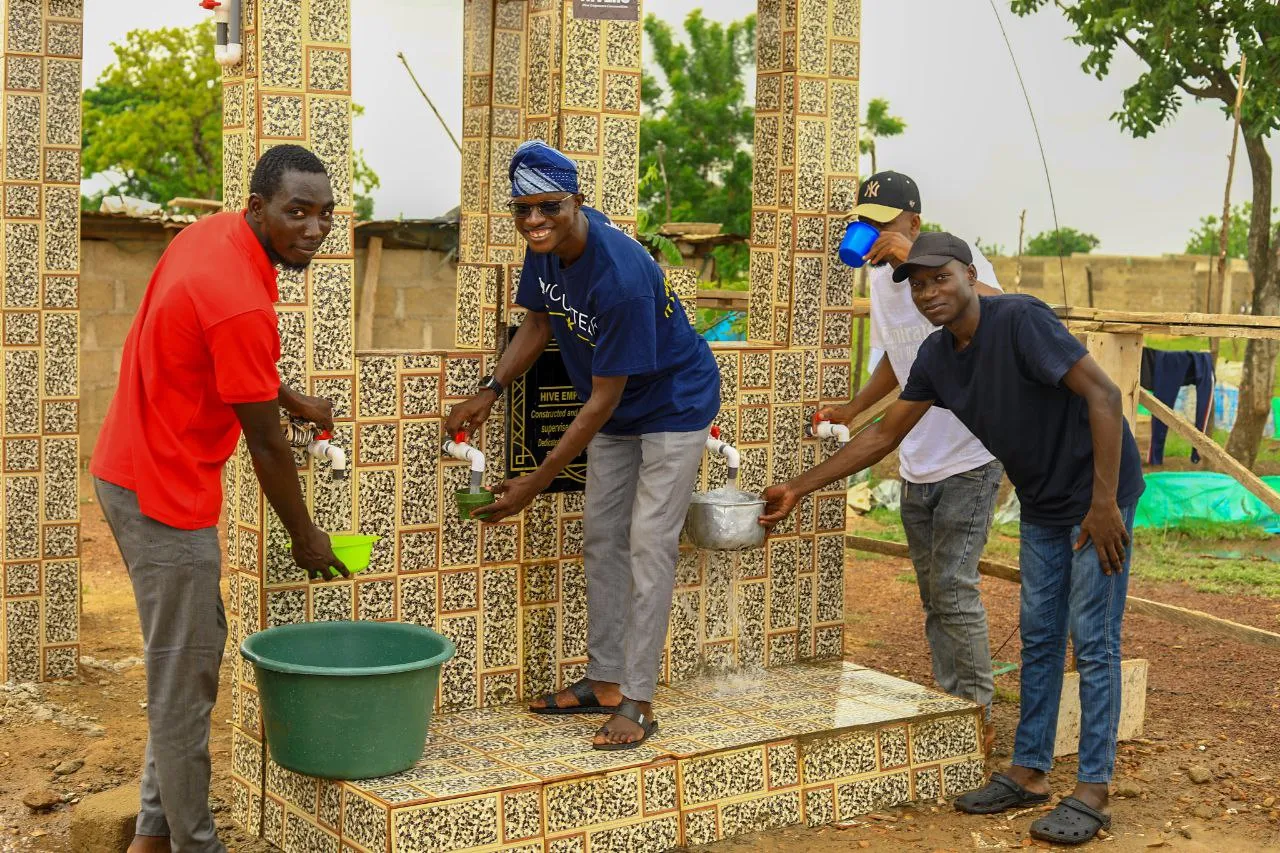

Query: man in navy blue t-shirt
760 233 1144 846
446 141 720 751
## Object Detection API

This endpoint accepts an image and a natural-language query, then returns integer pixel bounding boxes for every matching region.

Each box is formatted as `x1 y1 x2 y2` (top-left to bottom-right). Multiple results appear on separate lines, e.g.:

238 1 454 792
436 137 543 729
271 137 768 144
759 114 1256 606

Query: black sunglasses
507 194 574 218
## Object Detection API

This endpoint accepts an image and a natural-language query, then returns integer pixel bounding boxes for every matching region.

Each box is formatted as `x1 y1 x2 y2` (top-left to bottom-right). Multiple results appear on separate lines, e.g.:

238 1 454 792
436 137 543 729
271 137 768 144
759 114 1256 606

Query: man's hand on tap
445 391 497 437
279 383 335 432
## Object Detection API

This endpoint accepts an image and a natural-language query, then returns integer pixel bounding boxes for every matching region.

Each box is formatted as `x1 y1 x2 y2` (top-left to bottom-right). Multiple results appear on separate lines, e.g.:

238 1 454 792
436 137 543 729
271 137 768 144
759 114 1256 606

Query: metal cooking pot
683 492 767 551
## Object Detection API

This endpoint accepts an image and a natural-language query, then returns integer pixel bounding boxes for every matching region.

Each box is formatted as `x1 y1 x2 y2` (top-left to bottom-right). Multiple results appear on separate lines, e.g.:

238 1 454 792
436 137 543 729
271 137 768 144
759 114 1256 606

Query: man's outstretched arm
760 397 933 525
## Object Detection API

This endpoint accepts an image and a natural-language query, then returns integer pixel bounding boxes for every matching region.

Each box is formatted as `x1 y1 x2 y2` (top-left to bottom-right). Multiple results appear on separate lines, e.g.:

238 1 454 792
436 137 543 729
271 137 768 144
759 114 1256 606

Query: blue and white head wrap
509 140 579 198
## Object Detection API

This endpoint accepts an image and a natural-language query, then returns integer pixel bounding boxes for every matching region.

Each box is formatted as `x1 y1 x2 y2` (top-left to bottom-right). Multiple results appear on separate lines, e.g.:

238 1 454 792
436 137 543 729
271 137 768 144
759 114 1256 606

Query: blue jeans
1013 505 1135 784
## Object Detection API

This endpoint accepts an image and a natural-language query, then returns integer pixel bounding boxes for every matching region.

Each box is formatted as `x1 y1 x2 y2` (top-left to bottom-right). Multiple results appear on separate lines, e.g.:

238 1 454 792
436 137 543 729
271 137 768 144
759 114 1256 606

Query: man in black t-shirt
762 233 1144 846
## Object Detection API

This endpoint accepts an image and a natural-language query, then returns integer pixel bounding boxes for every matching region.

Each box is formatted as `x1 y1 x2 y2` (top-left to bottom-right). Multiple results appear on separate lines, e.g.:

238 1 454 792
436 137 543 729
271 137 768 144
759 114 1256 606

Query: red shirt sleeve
205 309 282 404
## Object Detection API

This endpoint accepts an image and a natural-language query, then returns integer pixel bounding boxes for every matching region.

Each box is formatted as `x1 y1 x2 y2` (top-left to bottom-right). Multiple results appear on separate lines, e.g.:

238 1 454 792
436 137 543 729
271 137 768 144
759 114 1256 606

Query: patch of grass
1129 523 1280 596
1136 518 1271 543
993 685 1020 705
894 571 916 585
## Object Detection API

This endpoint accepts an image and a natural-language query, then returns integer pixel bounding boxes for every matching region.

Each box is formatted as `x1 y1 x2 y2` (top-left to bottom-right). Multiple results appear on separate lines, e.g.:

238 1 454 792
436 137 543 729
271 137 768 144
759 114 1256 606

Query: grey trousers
583 428 709 702
899 462 1003 716
94 478 228 853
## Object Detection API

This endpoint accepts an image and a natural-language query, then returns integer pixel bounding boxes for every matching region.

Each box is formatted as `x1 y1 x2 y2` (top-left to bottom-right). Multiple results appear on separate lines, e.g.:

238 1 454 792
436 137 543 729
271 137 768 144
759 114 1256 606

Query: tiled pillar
1 0 83 684
220 0 357 840
748 0 860 347
456 0 643 348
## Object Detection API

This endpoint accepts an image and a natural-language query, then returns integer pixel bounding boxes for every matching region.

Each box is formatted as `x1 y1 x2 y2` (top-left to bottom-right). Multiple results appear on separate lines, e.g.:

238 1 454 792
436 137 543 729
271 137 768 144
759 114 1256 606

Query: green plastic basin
240 621 455 779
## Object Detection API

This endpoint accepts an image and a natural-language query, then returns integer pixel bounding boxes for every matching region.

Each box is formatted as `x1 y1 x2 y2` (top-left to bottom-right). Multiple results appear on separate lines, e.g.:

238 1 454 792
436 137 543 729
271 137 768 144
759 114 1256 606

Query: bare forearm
788 423 899 497
1085 389 1124 507
248 439 314 538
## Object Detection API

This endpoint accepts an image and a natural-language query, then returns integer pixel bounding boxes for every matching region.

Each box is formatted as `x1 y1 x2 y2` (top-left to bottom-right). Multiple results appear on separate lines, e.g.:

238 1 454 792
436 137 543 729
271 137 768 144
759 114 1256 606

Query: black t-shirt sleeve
900 342 939 404
1014 299 1088 387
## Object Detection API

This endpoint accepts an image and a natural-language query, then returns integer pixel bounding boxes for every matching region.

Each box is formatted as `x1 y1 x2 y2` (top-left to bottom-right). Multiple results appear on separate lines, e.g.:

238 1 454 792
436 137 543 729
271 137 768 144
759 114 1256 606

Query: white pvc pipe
205 0 243 67
705 427 741 481
442 437 486 474
814 420 851 444
309 438 347 476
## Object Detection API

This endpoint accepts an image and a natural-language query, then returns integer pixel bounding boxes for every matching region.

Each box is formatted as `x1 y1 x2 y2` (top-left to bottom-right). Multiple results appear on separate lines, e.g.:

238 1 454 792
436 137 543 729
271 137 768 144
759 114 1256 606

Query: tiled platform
239 660 985 852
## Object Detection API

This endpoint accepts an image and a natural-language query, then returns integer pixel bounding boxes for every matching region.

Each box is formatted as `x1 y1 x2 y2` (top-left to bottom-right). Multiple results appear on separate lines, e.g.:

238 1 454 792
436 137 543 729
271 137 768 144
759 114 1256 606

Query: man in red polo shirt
91 144 346 853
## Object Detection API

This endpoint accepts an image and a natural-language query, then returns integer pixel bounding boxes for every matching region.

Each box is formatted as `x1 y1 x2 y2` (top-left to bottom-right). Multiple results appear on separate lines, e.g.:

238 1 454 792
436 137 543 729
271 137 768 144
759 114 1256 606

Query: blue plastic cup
838 221 880 268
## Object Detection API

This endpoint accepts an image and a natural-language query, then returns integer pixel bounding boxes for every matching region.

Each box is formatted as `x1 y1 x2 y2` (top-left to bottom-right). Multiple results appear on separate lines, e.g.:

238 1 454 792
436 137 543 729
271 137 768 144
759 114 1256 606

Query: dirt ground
2 498 1279 852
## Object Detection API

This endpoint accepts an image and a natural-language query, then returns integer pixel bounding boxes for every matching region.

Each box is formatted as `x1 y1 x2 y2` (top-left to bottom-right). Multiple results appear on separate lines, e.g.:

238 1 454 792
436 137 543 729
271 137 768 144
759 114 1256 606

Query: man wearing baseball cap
820 171 1004 752
763 232 1145 846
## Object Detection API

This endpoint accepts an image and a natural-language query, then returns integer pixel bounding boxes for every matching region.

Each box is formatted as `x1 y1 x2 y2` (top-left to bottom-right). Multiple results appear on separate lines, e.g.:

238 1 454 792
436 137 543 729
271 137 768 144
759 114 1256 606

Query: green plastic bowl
285 534 380 576
455 488 496 521
240 621 455 779
330 534 380 575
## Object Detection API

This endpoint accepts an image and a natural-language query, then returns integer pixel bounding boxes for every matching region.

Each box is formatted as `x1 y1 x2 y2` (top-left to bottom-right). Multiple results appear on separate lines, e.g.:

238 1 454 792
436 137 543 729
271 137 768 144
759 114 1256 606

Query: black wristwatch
478 374 504 397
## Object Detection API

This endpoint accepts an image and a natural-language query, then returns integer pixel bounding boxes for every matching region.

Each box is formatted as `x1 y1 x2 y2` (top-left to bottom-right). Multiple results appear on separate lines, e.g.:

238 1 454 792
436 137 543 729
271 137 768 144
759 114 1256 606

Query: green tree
82 21 222 205
351 104 381 220
83 22 381 218
640 10 756 281
1024 226 1100 256
1010 0 1280 465
860 98 907 175
1185 201 1279 259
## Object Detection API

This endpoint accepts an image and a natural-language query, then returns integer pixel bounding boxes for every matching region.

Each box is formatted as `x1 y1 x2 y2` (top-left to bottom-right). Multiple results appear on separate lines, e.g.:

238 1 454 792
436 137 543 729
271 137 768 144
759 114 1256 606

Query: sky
82 0 1272 256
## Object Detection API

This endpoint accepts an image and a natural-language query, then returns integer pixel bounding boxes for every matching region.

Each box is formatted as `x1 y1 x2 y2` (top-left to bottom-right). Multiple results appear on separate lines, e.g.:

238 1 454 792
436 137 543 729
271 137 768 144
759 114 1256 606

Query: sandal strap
614 699 650 727
1057 796 1109 826
566 678 601 708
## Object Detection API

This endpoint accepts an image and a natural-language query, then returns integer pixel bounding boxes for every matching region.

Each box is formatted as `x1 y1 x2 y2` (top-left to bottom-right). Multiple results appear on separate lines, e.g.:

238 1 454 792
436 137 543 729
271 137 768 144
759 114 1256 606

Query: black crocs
954 772 1051 814
1030 796 1111 845
529 678 619 715
592 699 659 751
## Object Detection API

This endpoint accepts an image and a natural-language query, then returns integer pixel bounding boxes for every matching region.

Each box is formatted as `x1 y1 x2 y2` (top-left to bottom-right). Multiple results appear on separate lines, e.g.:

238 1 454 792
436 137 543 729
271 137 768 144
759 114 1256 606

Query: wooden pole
1086 332 1142 426
397 52 463 155
1013 209 1026 294
1208 55 1248 377
844 534 1280 650
356 235 384 351
1139 387 1280 515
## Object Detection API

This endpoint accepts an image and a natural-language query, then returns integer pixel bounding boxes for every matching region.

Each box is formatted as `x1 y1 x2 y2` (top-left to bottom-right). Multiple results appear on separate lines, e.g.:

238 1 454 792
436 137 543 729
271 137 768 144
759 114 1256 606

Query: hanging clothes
1139 348 1215 465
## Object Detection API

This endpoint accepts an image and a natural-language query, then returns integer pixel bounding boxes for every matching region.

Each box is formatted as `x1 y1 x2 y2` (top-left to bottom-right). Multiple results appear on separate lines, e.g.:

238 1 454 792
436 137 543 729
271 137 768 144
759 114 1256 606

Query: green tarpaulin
1135 471 1280 533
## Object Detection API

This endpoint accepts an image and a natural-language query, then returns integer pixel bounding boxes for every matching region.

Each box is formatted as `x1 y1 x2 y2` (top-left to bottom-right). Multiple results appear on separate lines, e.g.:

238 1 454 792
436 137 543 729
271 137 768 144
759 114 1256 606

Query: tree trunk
1225 131 1278 467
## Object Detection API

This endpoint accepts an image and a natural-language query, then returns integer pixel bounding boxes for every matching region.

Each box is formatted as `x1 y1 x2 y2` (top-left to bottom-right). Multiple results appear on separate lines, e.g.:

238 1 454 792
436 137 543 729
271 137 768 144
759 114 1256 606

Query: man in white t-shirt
821 171 1003 752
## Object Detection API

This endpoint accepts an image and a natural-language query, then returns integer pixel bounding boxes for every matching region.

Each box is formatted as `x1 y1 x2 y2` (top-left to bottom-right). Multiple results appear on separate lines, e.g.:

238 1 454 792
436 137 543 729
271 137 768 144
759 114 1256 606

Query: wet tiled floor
244 660 986 852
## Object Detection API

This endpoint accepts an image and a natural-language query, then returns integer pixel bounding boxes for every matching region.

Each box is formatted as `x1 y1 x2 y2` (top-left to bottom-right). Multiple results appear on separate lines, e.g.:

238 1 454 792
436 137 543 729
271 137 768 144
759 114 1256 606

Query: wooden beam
844 534 1019 583
1138 388 1280 516
1058 307 1280 329
845 535 1280 649
356 235 383 351
1067 320 1280 340
695 289 749 311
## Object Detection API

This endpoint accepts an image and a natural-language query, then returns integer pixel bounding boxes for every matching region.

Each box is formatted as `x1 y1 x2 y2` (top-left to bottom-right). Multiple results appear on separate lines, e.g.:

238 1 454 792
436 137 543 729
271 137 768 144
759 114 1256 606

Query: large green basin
240 620 455 779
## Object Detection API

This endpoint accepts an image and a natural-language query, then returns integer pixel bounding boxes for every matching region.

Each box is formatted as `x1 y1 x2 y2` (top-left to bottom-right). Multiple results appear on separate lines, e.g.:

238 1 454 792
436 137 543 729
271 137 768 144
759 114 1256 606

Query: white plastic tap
199 0 243 66
705 425 741 483
811 418 851 444
442 432 486 492
306 430 348 479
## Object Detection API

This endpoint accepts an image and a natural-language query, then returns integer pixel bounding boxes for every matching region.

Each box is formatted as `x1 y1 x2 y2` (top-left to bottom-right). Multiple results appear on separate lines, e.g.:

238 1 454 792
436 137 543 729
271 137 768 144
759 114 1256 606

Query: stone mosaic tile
909 714 980 765
4 599 39 682
941 757 986 797
391 792 500 853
